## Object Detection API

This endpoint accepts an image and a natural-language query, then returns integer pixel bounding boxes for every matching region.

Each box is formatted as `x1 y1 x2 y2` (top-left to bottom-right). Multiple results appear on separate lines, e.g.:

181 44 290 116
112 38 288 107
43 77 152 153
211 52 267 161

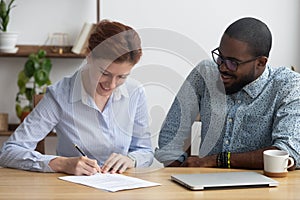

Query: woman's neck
94 94 110 112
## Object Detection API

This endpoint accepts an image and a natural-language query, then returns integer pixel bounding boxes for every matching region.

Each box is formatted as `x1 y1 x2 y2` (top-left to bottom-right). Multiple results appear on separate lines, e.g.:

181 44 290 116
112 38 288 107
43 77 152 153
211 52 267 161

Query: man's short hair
224 17 272 57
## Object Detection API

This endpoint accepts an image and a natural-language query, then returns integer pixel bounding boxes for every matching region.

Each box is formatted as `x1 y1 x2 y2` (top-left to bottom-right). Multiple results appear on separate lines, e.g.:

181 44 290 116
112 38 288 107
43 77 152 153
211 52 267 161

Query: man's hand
101 153 135 174
49 156 101 175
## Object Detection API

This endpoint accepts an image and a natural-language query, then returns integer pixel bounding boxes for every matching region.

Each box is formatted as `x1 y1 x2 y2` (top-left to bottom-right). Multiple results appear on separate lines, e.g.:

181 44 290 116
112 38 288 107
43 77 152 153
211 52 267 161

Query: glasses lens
216 56 223 65
224 60 237 71
212 49 238 71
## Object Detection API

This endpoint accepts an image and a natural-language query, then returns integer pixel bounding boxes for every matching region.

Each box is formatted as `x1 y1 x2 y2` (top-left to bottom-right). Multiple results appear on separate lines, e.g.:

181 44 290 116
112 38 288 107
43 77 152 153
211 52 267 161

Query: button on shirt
155 59 300 168
0 68 153 172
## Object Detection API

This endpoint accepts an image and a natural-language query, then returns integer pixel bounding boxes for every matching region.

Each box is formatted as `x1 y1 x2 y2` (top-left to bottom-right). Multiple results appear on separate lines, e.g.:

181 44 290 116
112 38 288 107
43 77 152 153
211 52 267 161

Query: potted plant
16 50 52 121
0 0 18 53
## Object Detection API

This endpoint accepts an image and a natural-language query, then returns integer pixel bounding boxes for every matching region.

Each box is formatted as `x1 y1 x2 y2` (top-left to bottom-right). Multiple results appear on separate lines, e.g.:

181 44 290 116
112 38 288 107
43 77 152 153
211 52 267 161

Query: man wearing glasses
155 17 300 170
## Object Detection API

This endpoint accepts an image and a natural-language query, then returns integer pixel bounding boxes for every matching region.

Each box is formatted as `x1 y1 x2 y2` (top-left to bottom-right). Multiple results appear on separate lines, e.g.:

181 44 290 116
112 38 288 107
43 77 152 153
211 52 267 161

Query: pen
74 144 86 156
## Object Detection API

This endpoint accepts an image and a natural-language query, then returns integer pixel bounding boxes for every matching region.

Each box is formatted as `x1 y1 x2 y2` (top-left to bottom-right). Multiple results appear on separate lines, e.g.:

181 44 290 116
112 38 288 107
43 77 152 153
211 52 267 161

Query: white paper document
59 173 161 192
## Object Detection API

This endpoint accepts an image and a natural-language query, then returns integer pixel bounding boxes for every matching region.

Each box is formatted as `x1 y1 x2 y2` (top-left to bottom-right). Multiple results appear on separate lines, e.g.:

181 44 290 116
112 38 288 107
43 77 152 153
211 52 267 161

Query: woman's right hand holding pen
49 156 101 175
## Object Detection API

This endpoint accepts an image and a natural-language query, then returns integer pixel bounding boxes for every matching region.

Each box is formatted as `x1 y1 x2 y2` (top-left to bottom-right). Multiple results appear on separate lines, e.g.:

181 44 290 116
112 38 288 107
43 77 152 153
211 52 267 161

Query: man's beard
218 67 256 95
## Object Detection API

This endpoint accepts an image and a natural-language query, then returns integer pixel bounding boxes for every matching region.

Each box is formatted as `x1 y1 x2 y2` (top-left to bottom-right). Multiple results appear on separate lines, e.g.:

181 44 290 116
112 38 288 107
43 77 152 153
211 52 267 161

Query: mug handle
286 157 295 169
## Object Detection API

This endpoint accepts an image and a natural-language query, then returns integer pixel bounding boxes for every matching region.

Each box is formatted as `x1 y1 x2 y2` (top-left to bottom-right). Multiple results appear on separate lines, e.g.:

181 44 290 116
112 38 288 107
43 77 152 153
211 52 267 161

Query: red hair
88 19 142 65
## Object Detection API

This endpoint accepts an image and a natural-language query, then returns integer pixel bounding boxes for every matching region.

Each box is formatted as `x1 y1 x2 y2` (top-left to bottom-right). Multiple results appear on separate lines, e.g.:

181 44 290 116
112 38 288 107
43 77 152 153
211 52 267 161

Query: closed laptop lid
171 171 279 190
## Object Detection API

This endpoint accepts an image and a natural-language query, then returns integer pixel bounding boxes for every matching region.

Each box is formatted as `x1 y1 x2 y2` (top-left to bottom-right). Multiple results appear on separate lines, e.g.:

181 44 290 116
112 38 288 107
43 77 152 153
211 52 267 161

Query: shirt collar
112 82 129 101
69 69 82 103
242 65 270 98
69 68 130 104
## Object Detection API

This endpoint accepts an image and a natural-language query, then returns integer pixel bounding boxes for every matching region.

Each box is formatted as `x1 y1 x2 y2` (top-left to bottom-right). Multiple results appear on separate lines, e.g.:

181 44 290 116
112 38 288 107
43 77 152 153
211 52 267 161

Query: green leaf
25 88 34 102
2 15 8 31
15 104 22 118
0 0 16 32
28 53 37 60
41 58 52 73
17 79 26 93
24 60 35 78
46 79 51 85
37 50 46 58
7 0 16 11
17 71 29 92
34 69 49 86
0 1 7 19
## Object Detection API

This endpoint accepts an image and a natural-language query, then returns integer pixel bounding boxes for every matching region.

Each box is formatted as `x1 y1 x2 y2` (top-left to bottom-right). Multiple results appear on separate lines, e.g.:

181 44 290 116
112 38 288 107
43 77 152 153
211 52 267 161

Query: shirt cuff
177 153 188 163
127 154 136 167
44 155 59 172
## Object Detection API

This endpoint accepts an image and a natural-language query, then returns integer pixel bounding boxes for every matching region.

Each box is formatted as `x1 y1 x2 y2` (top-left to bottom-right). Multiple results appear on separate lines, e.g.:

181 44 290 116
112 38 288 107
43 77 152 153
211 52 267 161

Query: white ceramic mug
263 149 294 178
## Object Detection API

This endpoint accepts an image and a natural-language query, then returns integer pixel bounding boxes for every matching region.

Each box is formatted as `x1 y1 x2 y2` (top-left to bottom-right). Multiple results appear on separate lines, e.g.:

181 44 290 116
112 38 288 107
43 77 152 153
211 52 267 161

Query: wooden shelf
0 124 17 136
0 45 87 58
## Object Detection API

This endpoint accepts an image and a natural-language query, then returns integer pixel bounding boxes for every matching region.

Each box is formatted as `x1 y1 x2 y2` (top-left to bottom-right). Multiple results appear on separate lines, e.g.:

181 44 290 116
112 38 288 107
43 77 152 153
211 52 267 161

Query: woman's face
92 61 134 97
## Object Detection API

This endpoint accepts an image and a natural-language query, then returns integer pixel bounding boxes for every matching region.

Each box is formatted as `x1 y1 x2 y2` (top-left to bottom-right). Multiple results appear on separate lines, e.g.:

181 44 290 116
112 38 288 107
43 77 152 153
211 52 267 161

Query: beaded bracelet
216 152 231 168
217 152 225 168
227 152 231 168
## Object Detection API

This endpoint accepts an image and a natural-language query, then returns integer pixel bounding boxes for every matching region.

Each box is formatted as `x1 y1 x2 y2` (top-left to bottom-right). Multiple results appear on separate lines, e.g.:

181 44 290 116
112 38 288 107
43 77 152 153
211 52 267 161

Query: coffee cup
263 149 294 178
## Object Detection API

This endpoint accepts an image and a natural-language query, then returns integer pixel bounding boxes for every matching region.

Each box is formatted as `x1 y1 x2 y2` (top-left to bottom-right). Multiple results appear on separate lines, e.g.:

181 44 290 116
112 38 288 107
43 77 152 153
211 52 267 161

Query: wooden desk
0 167 299 200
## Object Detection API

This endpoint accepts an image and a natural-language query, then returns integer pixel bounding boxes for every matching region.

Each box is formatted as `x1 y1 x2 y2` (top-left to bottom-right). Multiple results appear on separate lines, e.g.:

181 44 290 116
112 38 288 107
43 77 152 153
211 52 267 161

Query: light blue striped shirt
155 60 300 168
0 68 153 172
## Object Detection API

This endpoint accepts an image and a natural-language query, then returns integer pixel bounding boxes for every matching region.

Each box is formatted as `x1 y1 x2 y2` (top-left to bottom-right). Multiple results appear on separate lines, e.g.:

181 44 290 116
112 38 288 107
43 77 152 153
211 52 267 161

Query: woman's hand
101 153 135 174
49 156 101 175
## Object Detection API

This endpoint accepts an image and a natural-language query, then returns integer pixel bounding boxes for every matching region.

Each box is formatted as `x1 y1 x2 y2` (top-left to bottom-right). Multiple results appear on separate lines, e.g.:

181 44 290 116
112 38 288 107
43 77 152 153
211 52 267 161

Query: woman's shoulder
46 71 81 107
121 78 146 97
48 71 79 95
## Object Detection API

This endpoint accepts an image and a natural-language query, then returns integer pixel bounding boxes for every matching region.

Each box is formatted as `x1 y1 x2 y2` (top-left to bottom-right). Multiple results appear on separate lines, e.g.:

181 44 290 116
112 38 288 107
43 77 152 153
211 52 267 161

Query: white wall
0 0 299 153
103 0 300 149
102 0 300 67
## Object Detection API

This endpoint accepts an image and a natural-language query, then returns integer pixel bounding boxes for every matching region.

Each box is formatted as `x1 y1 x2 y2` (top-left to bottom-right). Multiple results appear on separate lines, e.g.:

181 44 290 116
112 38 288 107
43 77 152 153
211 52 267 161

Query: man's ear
257 56 268 67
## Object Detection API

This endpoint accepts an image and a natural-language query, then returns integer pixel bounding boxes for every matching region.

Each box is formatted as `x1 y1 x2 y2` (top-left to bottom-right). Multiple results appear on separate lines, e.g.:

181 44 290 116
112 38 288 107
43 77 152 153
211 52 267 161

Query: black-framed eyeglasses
211 47 260 72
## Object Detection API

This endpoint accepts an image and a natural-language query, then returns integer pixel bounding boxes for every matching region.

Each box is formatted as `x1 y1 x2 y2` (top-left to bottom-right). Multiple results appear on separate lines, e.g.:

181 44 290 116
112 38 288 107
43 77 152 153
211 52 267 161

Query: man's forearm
226 146 278 169
166 160 182 167
170 146 282 169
